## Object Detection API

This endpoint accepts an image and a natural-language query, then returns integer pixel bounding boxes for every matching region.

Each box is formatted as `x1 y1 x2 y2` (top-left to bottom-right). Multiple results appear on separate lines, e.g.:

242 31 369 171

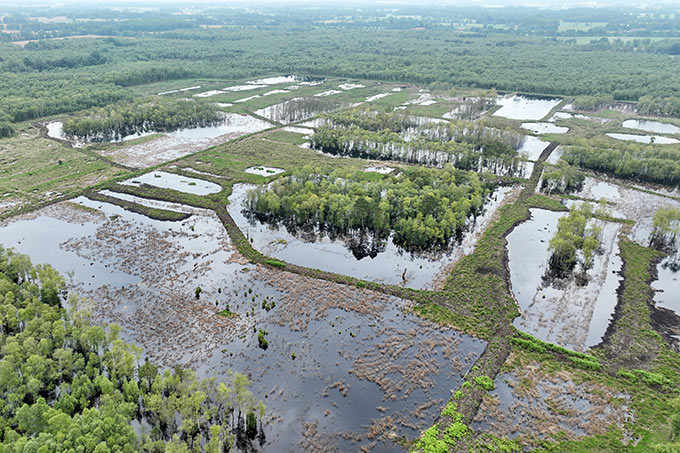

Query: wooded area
0 247 265 452
2 15 680 128
246 166 488 252
563 144 680 186
311 113 525 175
62 98 220 141
548 203 602 276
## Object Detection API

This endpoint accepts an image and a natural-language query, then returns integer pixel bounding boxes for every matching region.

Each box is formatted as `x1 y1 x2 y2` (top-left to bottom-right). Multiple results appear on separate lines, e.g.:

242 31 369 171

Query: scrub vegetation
548 202 602 276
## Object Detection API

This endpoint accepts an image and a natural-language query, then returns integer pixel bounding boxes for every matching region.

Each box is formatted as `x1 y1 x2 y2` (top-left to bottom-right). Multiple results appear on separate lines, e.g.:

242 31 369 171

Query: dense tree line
571 94 615 111
4 5 680 38
0 69 129 122
2 23 680 125
320 110 428 133
541 159 585 194
246 165 488 252
311 119 527 176
638 95 680 117
651 206 680 251
62 98 221 141
0 112 14 138
548 203 602 276
260 97 344 124
562 144 680 187
0 246 265 451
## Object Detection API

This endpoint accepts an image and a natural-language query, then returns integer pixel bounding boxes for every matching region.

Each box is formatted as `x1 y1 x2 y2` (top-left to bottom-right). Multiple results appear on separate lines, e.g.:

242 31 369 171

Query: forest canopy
0 246 265 452
311 113 526 175
245 165 489 253
62 97 221 141
2 21 680 124
562 144 680 187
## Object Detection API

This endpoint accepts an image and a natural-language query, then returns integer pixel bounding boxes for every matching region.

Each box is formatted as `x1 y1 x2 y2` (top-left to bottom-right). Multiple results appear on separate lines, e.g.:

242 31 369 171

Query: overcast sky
0 0 671 7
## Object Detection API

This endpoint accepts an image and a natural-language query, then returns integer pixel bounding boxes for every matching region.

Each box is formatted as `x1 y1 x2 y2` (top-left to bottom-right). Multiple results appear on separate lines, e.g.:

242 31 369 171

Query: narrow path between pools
444 140 559 436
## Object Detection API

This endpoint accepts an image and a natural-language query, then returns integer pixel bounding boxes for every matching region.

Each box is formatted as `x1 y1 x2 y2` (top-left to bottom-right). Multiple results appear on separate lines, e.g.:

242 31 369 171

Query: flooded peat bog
508 209 623 351
45 120 154 146
256 98 345 124
213 270 486 451
606 133 679 145
244 166 285 177
247 75 323 86
493 95 561 121
622 119 680 135
549 111 591 121
47 114 272 167
228 183 517 289
364 165 395 174
653 255 680 317
365 93 392 102
472 366 630 445
518 135 550 161
108 114 271 167
120 171 222 195
281 126 315 135
0 197 486 451
575 177 680 245
158 85 201 95
546 145 564 165
521 122 569 134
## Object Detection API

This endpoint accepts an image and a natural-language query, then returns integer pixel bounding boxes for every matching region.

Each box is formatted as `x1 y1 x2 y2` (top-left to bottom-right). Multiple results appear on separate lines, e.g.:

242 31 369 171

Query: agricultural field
1 3 680 452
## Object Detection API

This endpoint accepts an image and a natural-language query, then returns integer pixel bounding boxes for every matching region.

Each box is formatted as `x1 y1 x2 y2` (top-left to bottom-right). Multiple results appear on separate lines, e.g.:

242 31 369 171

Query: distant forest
1 5 680 126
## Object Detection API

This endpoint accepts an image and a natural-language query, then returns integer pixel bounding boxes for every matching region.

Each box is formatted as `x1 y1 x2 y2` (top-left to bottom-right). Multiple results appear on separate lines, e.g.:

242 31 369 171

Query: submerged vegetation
2 2 680 451
246 165 488 253
0 246 265 451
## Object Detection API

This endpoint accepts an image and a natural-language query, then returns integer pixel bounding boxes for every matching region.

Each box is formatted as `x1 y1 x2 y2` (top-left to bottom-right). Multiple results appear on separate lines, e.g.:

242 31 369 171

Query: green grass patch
265 129 308 145
474 375 495 391
217 309 238 318
264 259 286 269
85 191 191 222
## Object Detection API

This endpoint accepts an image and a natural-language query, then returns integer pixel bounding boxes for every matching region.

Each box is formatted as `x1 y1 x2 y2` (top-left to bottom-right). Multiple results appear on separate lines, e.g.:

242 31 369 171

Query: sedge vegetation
62 97 220 142
0 246 265 452
246 165 488 252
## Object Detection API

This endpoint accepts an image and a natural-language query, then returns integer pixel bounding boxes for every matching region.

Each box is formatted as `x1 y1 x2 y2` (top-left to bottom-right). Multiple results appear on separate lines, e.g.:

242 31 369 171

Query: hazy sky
0 0 668 6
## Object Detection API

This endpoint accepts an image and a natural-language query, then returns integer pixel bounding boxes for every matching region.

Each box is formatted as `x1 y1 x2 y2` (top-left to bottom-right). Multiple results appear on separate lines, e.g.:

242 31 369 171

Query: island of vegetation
312 111 526 175
246 165 488 253
62 97 221 142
